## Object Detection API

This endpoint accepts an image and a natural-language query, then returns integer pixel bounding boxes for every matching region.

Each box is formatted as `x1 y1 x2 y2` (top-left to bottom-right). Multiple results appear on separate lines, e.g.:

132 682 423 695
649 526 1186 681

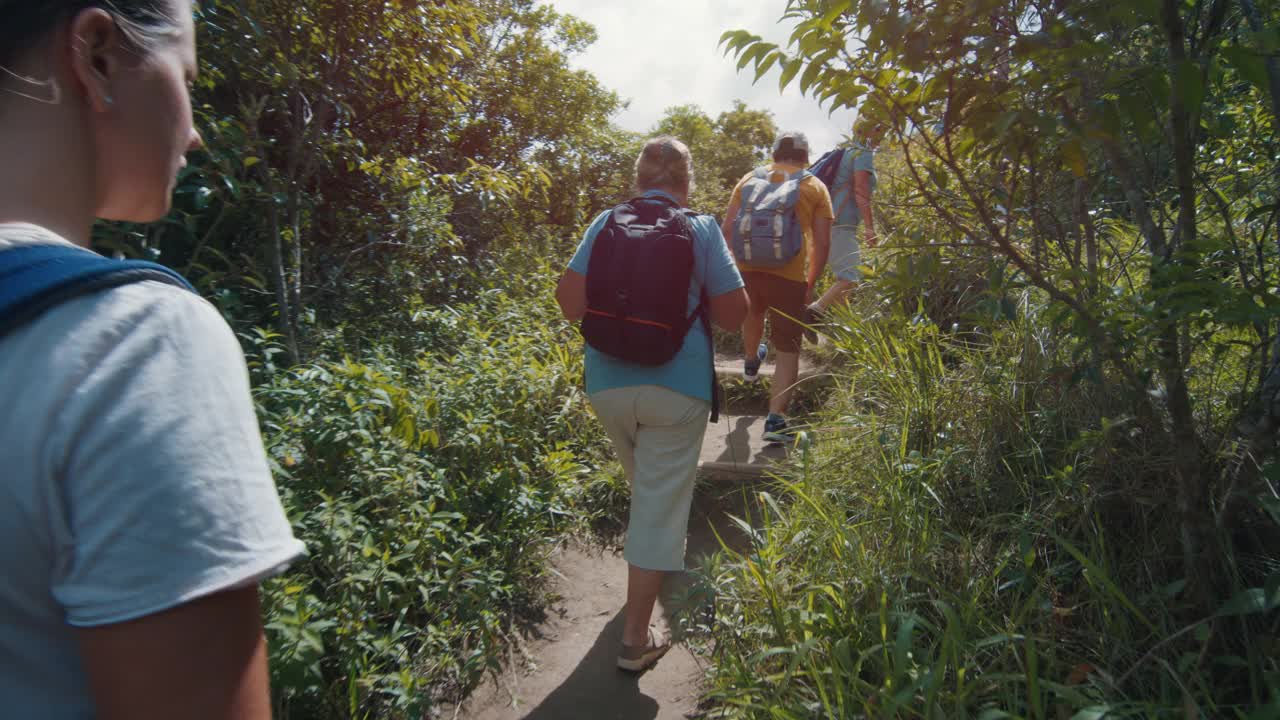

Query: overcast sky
542 0 858 155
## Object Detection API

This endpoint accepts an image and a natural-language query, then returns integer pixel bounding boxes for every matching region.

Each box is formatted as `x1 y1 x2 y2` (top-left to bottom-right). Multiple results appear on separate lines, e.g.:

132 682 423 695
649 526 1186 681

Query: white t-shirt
0 223 306 718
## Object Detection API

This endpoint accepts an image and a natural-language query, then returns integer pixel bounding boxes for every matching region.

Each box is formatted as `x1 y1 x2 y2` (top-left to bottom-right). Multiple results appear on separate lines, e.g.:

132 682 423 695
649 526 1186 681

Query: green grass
699 293 1280 718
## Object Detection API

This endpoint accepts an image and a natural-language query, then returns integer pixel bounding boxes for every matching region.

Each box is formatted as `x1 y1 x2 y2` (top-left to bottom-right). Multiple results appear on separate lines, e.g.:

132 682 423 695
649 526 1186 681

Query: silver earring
104 95 114 106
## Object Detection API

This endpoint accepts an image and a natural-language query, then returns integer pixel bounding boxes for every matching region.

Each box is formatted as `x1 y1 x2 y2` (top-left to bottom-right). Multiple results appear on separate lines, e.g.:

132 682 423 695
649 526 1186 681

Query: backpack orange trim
584 308 674 331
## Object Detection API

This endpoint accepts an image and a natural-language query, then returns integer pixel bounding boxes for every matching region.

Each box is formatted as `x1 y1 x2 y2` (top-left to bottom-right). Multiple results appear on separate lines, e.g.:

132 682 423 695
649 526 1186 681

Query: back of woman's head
1 1 181 68
635 136 695 197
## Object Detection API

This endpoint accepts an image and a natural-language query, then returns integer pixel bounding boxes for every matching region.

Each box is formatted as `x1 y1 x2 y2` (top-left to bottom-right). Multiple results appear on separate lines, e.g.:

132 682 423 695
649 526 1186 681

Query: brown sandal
617 632 671 672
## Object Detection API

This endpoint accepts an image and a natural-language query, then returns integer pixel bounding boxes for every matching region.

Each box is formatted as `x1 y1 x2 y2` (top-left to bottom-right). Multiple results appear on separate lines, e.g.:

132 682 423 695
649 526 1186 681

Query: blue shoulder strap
0 244 196 341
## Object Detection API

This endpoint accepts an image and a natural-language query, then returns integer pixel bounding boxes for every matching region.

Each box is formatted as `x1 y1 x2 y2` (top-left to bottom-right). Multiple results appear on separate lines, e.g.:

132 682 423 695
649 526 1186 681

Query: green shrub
247 279 608 718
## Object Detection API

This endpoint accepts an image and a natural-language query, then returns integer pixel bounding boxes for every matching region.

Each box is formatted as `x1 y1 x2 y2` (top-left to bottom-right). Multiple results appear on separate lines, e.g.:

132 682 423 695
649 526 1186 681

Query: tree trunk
257 146 301 365
1161 0 1218 609
287 182 303 344
266 193 302 365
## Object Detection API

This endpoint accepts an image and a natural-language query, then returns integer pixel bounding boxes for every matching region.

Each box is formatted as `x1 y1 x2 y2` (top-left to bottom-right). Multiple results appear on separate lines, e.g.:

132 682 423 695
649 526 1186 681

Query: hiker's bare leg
743 305 767 359
813 279 856 311
770 351 801 415
624 564 664 647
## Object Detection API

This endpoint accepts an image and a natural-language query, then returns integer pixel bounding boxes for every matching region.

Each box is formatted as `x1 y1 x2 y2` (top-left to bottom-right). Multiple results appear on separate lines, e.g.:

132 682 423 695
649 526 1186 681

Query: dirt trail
452 487 759 720
453 353 806 719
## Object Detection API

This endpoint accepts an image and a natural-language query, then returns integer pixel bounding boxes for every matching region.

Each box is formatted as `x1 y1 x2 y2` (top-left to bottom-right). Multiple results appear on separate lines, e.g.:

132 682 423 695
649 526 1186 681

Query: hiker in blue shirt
810 115 885 313
557 136 748 673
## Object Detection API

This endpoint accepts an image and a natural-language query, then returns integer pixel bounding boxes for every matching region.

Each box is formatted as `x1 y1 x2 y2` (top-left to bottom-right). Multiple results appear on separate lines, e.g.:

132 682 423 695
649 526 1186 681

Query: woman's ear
66 8 123 113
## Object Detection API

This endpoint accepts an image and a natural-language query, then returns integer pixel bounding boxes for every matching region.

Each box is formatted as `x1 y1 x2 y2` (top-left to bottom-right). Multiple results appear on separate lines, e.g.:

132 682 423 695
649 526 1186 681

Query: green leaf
1247 26 1280 53
797 29 825 57
1061 139 1087 178
1140 67 1171 108
1173 59 1205 113
1221 46 1270 93
974 633 1024 648
1247 203 1280 226
821 1 853 26
1216 584 1280 616
754 51 780 82
1261 493 1280 525
799 51 835 95
722 30 762 58
718 29 752 55
779 58 802 91
1127 0 1161 22
1117 92 1157 137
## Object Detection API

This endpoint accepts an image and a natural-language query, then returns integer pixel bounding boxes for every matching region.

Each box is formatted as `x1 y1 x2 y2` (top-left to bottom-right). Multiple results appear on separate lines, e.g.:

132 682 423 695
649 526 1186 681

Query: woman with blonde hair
557 136 748 672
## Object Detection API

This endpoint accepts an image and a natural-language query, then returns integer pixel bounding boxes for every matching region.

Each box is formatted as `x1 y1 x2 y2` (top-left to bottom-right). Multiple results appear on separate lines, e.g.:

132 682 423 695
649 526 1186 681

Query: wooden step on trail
699 414 788 481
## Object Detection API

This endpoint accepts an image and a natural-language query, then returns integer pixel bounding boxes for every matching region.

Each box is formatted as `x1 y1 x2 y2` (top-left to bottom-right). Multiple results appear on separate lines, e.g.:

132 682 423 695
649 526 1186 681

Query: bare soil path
452 486 761 720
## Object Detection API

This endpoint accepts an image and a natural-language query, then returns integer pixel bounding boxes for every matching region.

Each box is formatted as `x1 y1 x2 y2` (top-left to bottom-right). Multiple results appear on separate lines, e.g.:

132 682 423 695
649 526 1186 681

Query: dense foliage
706 0 1280 713
78 0 1280 715
251 276 610 716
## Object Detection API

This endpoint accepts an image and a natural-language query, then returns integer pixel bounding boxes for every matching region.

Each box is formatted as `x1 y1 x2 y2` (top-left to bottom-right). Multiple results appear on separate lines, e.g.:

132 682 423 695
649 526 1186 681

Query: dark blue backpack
0 244 195 341
581 196 721 421
808 148 847 191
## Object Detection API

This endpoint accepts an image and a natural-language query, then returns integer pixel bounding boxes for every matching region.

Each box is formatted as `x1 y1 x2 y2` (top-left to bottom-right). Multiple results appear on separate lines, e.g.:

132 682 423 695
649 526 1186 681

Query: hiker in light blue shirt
811 115 885 312
557 136 748 673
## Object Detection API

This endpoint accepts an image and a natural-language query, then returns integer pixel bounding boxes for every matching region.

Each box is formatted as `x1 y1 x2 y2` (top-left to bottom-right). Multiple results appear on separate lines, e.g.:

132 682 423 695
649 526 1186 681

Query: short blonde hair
634 136 694 196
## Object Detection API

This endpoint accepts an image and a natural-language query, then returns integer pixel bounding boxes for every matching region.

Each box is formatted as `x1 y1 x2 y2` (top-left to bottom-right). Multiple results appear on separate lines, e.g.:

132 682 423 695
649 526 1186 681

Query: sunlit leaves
1061 139 1087 178
649 101 779 213
779 56 803 92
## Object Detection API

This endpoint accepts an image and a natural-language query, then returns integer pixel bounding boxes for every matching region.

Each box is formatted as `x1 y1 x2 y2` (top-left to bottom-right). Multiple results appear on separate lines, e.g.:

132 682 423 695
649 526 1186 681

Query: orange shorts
741 271 805 353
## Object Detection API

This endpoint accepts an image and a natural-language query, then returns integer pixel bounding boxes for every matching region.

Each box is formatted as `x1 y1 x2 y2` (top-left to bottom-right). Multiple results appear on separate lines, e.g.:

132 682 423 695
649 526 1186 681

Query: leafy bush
246 274 607 717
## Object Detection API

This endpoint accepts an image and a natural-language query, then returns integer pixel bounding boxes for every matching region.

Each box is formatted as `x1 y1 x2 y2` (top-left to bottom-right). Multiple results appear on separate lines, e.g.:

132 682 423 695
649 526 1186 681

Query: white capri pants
589 385 710 571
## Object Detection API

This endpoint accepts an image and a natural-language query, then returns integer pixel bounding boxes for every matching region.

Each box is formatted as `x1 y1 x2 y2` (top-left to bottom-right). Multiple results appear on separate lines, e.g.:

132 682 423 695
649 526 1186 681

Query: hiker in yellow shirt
720 132 833 442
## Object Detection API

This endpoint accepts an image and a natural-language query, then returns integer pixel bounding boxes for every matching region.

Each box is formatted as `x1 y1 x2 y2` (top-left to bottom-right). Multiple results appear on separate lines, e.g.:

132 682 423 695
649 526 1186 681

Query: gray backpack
730 167 809 267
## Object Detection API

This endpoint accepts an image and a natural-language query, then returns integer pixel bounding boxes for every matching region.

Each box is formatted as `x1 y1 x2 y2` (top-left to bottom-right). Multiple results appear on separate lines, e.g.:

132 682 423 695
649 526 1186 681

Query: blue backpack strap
0 244 196 341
